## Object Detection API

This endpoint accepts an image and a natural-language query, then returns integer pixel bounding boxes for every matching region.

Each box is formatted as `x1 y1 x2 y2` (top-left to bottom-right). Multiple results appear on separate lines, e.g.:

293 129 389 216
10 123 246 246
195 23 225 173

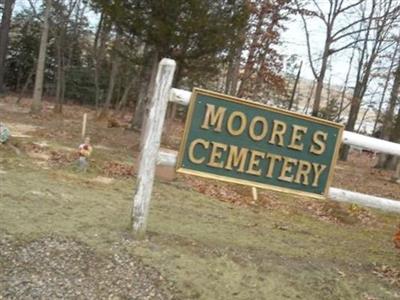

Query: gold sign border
176 88 344 200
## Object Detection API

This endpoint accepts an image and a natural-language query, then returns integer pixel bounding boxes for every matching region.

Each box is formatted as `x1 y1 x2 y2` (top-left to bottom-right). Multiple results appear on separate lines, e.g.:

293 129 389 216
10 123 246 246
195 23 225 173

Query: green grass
1 147 399 299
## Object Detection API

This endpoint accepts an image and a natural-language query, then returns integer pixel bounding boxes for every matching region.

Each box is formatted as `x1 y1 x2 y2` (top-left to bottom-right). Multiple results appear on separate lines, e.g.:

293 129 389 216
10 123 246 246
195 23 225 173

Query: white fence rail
329 188 400 213
342 131 400 156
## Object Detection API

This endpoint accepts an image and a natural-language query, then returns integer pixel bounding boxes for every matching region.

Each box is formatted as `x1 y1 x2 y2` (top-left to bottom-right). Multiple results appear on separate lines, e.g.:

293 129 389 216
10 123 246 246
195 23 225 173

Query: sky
279 5 356 87
278 0 398 115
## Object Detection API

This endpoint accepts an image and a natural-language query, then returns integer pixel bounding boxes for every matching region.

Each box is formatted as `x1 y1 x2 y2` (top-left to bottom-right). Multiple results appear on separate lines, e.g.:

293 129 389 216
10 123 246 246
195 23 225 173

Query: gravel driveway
0 235 176 299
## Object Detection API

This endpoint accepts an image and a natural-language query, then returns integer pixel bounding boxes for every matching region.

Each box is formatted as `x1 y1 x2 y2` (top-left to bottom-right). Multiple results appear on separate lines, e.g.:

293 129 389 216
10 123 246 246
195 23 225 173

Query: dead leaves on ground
102 161 135 178
334 153 400 200
21 141 76 167
373 264 400 288
303 202 376 225
183 174 376 225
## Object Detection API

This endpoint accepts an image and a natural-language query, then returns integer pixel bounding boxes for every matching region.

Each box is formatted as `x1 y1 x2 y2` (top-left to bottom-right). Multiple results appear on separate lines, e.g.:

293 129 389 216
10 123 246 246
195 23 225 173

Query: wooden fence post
251 187 258 202
132 58 176 237
81 113 87 139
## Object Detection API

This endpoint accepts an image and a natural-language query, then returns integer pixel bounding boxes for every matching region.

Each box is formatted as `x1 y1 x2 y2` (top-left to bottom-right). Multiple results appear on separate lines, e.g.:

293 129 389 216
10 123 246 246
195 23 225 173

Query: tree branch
330 39 362 54
295 0 318 79
337 0 364 14
27 0 41 21
310 0 328 25
331 16 373 40
332 26 379 43
327 0 334 24
336 0 346 13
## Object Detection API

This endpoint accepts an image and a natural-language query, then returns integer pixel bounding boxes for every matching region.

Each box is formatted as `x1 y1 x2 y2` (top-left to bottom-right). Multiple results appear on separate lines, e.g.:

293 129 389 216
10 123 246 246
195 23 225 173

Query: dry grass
1 96 400 299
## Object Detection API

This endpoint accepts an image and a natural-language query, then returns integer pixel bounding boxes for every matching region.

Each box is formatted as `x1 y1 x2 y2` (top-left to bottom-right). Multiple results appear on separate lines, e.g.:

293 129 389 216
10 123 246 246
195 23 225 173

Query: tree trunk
16 66 35 105
339 86 362 160
288 61 302 111
93 12 104 109
58 0 84 110
131 51 159 130
386 106 400 171
391 105 400 142
343 0 391 142
376 111 400 169
357 107 369 133
345 90 367 134
380 54 400 140
225 45 242 96
312 77 324 117
340 50 377 161
303 80 315 114
225 61 234 95
312 41 330 117
0 0 15 94
16 67 22 91
337 49 356 122
97 54 119 120
229 52 241 96
30 0 51 114
129 65 149 130
60 60 66 105
326 74 332 105
375 57 400 168
236 12 264 98
373 39 400 133
116 75 136 112
54 33 64 114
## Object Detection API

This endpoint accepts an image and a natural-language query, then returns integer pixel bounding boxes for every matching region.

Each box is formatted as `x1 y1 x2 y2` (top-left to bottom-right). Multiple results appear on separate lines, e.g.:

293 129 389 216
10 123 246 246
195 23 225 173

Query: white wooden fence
132 58 400 235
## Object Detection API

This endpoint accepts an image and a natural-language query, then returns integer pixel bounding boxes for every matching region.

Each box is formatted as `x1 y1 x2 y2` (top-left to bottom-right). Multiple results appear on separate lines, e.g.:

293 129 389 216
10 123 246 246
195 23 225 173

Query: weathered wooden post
132 58 176 237
81 113 87 139
251 187 258 202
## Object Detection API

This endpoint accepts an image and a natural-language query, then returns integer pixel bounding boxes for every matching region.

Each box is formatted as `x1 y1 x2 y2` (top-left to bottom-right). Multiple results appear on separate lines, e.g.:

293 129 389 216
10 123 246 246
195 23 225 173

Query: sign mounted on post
177 88 344 199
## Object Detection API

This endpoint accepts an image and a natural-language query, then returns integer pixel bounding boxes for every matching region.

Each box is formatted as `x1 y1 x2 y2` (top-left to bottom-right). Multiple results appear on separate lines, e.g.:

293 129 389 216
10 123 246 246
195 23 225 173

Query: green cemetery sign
177 88 344 199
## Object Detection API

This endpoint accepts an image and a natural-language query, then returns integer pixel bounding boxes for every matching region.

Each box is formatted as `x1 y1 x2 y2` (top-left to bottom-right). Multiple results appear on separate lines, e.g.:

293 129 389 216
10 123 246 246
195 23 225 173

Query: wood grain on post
132 58 176 237
81 113 87 139
251 187 258 202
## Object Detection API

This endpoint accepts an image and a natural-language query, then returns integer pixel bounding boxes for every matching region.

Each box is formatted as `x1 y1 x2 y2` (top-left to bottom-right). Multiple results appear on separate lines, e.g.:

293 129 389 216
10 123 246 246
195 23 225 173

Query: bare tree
0 0 16 94
381 54 400 141
30 0 52 114
288 61 302 111
303 80 315 114
337 45 357 122
375 50 400 168
296 0 367 117
326 73 332 106
391 105 400 143
340 0 400 160
372 36 400 133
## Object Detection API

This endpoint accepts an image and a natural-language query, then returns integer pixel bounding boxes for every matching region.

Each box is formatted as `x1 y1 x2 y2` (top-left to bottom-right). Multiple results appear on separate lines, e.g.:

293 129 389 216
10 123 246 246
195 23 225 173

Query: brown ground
1 95 400 299
1 95 399 227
